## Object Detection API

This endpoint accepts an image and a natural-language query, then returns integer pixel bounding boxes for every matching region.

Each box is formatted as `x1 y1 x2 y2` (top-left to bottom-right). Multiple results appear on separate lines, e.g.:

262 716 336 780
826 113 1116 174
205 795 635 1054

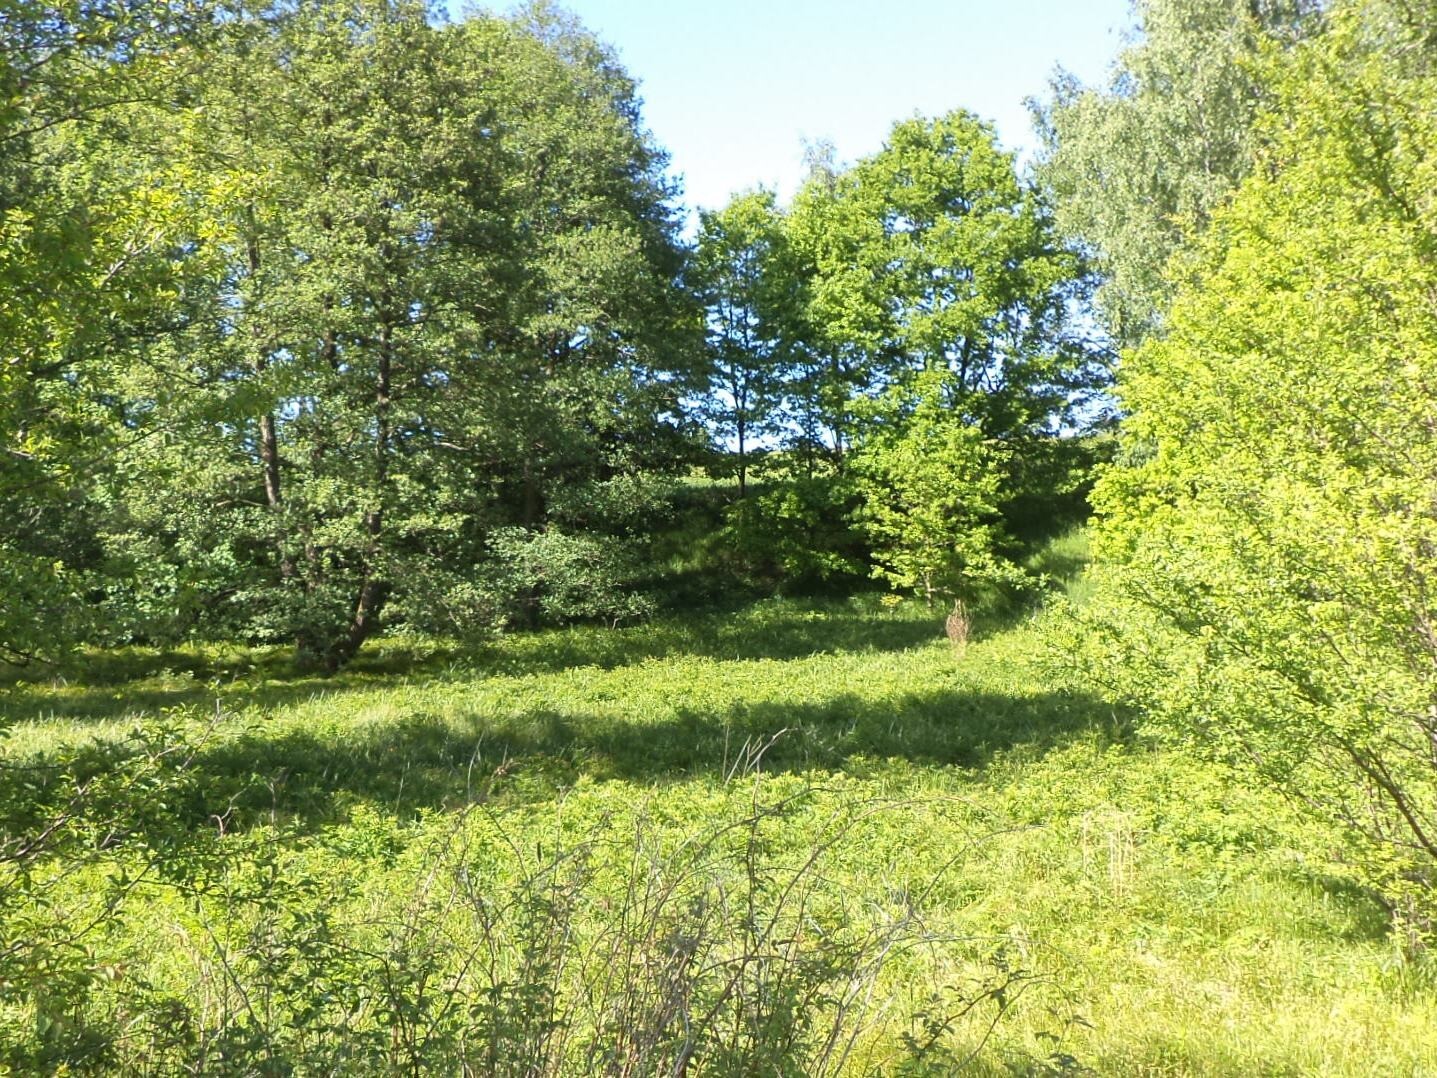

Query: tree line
1 0 1103 672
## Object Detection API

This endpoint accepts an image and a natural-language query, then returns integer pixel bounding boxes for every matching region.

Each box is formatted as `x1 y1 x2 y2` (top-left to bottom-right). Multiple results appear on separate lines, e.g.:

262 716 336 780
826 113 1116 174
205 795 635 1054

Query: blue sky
460 1 1135 216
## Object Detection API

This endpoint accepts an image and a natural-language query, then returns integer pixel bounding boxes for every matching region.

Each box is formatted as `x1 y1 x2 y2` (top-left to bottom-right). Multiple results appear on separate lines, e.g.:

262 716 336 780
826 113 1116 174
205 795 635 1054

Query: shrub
1065 2 1437 939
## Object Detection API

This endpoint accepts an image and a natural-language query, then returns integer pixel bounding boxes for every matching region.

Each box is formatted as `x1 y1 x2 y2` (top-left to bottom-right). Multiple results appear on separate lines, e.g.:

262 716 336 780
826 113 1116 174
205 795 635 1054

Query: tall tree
93 0 691 668
1034 0 1322 347
774 112 1099 604
790 111 1100 452
691 189 796 495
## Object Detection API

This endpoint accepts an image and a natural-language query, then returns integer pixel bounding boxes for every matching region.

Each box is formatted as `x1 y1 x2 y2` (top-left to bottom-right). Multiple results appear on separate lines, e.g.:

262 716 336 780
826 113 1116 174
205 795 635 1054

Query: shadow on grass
174 682 1127 831
0 656 445 728
1285 867 1396 943
474 604 944 677
0 602 947 726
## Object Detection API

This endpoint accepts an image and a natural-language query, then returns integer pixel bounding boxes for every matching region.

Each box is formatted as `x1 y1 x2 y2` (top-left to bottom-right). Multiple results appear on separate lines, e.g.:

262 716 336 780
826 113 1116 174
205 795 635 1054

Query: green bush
1063 3 1437 938
715 477 866 593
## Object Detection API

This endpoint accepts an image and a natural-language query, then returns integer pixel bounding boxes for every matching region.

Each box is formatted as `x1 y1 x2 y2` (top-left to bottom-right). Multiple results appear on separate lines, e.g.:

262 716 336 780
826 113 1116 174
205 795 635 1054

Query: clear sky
459 1 1135 216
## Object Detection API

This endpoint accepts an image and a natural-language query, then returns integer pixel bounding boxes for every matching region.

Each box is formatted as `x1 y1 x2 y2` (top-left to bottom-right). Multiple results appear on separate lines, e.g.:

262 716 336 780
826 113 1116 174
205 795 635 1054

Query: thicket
2 0 699 671
1043 0 1437 936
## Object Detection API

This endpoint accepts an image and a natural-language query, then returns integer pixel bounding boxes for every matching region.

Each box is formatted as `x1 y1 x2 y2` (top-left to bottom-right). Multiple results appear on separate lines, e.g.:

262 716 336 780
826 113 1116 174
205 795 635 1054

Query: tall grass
3 552 1436 1072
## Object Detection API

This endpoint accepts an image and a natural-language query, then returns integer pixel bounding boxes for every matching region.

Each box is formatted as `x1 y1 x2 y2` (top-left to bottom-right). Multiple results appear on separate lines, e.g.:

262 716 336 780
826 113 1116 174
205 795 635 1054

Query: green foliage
692 189 799 493
852 375 1028 607
2 1 693 670
482 527 656 630
1034 0 1322 346
1068 0 1437 933
715 474 865 592
1 3 1105 665
0 1 220 661
4 586 1436 1072
789 110 1102 450
8 0 1437 1070
689 113 1103 601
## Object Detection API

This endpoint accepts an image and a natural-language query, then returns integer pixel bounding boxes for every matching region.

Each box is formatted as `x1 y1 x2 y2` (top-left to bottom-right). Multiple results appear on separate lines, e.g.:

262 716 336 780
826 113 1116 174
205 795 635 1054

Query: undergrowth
2 547 1435 1073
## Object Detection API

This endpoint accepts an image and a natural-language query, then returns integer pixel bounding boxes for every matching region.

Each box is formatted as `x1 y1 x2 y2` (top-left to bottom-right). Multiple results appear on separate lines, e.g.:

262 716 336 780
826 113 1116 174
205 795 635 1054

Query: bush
715 477 866 593
483 527 657 629
1065 3 1437 939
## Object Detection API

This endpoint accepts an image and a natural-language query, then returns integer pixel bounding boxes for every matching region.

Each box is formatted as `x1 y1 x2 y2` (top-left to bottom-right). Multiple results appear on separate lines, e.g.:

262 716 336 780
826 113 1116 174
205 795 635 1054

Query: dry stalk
945 600 970 658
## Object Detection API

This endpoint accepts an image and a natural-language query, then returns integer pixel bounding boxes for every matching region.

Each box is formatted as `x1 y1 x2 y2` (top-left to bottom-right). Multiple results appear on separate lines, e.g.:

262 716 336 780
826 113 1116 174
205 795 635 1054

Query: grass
3 548 1436 1073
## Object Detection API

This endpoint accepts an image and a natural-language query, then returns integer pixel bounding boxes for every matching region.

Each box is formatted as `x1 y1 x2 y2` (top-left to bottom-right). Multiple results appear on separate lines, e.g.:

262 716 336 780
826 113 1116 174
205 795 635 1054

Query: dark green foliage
714 475 866 594
480 527 657 630
2 1 1105 663
2 1 695 670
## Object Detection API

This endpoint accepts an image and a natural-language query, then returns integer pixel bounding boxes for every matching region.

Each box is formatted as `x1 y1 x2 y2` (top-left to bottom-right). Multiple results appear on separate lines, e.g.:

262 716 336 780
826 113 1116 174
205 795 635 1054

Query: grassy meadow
7 1 1437 1072
3 543 1436 1074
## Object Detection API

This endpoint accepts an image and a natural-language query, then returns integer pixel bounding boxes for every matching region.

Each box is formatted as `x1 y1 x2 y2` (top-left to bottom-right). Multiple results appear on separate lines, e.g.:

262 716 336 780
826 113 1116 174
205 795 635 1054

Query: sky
458 1 1136 217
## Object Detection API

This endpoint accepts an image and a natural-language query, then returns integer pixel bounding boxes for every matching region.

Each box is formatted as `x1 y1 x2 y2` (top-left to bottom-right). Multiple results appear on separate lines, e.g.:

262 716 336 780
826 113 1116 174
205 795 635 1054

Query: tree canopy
0 0 697 668
1068 0 1437 924
1034 0 1322 347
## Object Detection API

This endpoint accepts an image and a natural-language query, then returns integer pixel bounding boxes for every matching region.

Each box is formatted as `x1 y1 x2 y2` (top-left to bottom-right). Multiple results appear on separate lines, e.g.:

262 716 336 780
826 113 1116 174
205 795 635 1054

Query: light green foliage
0 1 219 660
852 375 1025 606
1071 0 1437 928
1035 0 1321 346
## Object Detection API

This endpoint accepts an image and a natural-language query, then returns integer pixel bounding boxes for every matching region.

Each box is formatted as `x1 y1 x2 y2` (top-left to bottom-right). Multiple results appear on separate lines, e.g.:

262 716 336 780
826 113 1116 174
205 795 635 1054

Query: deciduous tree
1073 0 1437 929
1033 0 1321 346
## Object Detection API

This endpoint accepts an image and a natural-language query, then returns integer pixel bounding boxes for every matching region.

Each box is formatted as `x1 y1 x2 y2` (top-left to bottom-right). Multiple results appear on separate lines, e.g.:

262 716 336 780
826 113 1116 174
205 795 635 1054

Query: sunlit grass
4 540 1435 1072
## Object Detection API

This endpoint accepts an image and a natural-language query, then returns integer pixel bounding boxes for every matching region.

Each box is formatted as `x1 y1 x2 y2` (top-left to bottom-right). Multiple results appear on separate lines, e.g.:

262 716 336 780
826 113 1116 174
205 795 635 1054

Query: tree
789 111 1101 457
0 0 221 661
691 189 796 495
779 112 1097 608
852 373 1023 608
1033 0 1322 347
1073 0 1437 932
96 0 484 667
86 1 690 668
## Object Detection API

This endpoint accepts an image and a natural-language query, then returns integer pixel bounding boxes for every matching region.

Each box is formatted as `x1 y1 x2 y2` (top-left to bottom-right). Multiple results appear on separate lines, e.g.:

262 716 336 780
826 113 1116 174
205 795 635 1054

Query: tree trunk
736 414 747 498
319 319 394 673
245 227 297 585
519 454 543 629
